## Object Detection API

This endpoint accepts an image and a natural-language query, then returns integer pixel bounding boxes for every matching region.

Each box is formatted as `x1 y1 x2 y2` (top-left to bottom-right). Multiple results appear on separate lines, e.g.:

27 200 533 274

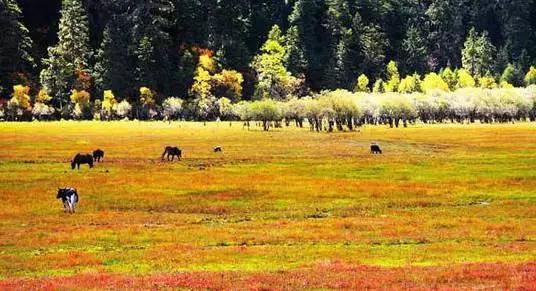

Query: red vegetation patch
1 262 534 290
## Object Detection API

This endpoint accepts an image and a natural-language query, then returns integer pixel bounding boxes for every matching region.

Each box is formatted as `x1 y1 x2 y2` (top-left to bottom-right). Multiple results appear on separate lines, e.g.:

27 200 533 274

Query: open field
0 121 535 289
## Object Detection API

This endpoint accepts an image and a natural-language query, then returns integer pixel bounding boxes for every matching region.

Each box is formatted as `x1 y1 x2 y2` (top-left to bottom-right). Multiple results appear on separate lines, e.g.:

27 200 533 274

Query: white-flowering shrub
32 102 55 120
115 100 132 119
162 97 184 120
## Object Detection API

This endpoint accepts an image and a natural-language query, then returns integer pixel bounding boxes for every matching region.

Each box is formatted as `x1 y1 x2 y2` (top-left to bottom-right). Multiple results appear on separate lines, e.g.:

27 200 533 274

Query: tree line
1 0 536 123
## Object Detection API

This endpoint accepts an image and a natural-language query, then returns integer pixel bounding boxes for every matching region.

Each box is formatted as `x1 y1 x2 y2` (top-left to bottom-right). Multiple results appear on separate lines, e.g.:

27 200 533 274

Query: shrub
115 100 132 119
162 97 184 120
32 103 55 120
250 99 282 130
217 97 235 120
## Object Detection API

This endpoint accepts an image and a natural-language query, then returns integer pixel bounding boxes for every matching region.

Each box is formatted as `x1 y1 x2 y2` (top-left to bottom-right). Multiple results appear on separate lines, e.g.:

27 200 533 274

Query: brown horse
71 153 94 170
162 146 182 161
93 149 104 162
370 143 382 154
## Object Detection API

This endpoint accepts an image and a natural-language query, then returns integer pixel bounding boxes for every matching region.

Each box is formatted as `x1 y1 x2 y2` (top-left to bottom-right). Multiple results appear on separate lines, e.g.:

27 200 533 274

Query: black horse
214 146 222 153
57 187 79 213
162 146 182 161
71 153 94 169
93 149 104 162
370 143 382 154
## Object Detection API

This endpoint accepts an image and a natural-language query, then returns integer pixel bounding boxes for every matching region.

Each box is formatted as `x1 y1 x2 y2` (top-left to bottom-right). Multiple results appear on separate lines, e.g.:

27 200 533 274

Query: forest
1 0 536 122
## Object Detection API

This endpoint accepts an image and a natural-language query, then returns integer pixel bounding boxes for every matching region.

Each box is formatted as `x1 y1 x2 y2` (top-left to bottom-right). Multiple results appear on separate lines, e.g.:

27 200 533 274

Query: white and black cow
56 188 79 214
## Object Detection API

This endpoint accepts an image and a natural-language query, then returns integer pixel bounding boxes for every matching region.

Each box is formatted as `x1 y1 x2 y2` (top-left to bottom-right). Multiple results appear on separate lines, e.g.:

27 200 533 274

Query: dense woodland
1 0 536 124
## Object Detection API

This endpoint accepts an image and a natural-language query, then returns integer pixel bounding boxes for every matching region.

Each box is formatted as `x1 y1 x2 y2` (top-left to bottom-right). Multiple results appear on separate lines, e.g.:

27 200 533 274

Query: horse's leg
71 198 76 213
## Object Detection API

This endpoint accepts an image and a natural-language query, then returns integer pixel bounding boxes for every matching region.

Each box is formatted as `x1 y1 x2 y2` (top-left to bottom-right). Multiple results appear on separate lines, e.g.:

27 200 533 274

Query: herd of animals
58 143 383 213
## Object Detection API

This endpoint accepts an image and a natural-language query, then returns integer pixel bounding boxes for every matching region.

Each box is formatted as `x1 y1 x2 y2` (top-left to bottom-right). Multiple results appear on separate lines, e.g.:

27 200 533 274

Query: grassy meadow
0 121 535 289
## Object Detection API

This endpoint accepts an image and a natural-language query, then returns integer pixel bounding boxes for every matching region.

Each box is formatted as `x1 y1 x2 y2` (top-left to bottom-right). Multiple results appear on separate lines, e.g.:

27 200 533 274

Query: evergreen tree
499 0 534 62
323 0 352 88
94 14 134 98
360 24 389 79
285 26 308 76
0 0 35 95
132 0 176 96
40 0 92 108
329 10 362 89
425 0 465 70
211 0 250 71
461 28 496 77
286 0 326 89
401 25 428 74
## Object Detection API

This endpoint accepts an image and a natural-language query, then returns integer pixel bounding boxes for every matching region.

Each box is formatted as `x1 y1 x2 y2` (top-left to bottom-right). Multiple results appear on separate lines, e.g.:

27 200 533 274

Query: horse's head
57 188 64 199
71 160 76 169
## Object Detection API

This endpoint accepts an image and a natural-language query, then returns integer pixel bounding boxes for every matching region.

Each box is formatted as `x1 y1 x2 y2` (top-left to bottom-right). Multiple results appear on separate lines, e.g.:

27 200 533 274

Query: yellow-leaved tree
198 54 216 73
36 89 52 104
70 89 90 119
139 87 155 107
421 73 449 93
10 85 32 110
354 74 370 93
457 69 476 88
101 90 117 120
212 69 244 102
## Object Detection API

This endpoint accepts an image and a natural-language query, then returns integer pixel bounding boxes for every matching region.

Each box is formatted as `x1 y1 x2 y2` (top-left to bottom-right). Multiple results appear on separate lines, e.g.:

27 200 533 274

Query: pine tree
425 0 465 70
40 0 91 108
286 0 326 89
285 26 308 76
211 0 250 71
0 0 35 95
360 25 389 79
500 0 534 62
94 14 134 99
323 0 352 88
461 28 496 77
132 0 176 96
402 25 428 74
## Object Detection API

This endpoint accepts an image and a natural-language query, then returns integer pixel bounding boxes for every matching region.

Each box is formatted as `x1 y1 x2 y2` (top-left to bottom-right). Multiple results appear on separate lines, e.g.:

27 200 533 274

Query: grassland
0 121 535 289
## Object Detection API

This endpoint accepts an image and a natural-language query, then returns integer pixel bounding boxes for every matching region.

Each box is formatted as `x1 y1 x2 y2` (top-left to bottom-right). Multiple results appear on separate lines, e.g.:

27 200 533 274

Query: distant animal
214 146 222 153
93 149 104 162
370 143 382 154
162 146 182 161
71 153 94 170
56 187 79 214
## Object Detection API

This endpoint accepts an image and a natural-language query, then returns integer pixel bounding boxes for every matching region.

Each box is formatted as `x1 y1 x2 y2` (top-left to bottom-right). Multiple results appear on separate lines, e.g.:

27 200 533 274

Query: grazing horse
162 146 182 161
370 143 382 154
214 146 222 153
71 153 94 170
57 187 79 214
93 149 104 162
